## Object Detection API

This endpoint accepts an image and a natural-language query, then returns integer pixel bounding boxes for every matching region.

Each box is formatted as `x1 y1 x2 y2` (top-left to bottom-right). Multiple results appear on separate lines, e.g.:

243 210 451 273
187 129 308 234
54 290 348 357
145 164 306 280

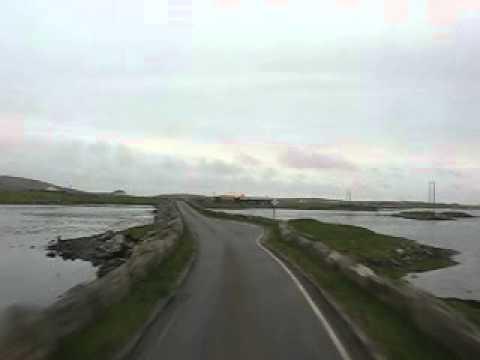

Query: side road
131 202 367 360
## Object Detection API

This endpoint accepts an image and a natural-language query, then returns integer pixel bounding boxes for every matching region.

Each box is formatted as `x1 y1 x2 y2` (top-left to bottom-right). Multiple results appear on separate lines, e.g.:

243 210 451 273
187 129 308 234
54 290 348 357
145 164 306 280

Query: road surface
130 202 349 360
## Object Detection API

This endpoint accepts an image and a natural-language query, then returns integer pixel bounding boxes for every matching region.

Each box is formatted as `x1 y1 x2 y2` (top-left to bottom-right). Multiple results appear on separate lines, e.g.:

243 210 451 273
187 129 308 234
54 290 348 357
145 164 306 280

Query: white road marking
256 233 352 360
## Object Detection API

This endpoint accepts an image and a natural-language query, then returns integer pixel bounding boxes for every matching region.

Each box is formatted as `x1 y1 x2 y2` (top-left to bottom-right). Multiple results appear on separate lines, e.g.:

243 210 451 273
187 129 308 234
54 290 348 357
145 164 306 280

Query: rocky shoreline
365 241 459 275
392 210 474 221
44 208 166 278
1 200 184 360
45 225 155 277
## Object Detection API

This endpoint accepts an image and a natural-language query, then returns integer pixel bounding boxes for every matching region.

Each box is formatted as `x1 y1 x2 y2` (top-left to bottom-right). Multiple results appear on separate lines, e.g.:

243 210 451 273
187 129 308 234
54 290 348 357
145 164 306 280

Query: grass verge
50 224 195 360
266 225 458 360
289 218 457 279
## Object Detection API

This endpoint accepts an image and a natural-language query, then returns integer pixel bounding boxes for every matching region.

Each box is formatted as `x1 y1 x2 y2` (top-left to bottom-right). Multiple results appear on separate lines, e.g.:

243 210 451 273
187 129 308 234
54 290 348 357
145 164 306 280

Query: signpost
271 199 279 219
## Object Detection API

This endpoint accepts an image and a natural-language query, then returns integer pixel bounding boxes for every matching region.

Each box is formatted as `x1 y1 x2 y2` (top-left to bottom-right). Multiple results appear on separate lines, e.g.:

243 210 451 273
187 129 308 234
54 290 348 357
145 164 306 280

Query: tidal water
219 208 480 300
0 205 154 311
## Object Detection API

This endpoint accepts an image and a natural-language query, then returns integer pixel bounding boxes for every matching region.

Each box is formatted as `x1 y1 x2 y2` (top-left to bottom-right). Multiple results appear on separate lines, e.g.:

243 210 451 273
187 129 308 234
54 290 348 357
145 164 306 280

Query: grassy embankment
50 223 195 360
0 191 157 205
289 219 457 279
193 205 460 359
266 226 458 360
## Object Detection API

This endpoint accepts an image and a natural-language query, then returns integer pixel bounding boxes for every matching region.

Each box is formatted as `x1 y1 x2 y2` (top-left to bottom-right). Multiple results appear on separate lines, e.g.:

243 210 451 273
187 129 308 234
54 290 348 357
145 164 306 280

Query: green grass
123 224 157 241
289 219 457 279
50 224 195 360
0 191 157 205
393 211 474 221
266 225 458 360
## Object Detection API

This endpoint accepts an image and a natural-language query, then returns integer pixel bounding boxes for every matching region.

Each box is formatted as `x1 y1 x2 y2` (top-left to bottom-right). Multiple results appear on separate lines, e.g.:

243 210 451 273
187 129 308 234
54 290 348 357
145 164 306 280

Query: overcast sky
1 0 480 202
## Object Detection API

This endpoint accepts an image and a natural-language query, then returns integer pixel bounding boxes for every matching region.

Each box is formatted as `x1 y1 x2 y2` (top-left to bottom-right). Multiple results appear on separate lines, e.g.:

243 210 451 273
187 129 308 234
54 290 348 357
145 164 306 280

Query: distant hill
0 176 79 193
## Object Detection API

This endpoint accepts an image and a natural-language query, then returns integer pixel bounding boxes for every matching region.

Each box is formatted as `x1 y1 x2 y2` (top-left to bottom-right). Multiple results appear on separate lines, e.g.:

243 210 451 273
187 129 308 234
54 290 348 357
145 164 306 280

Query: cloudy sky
1 0 480 202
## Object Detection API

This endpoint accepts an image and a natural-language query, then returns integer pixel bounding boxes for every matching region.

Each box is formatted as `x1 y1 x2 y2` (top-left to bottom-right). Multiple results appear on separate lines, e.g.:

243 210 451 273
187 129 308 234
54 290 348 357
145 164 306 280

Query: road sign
271 199 279 207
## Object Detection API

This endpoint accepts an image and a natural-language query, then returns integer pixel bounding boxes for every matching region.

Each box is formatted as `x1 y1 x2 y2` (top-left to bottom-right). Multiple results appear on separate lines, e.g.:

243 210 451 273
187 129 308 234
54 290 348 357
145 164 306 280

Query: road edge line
256 232 353 360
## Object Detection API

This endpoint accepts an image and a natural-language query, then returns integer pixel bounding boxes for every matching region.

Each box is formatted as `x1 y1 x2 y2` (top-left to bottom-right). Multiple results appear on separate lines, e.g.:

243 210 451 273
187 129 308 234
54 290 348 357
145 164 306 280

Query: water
218 208 480 300
0 205 154 311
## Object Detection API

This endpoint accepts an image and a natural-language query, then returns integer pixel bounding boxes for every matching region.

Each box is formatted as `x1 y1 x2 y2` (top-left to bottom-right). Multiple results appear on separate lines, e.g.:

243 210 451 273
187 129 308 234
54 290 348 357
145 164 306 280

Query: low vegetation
196 198 379 211
123 224 157 241
50 223 195 360
289 219 458 279
0 191 157 205
392 210 474 221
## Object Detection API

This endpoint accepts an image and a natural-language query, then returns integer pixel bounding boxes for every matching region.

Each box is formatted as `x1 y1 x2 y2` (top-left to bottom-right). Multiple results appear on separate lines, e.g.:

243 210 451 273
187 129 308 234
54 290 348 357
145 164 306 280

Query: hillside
0 176 77 193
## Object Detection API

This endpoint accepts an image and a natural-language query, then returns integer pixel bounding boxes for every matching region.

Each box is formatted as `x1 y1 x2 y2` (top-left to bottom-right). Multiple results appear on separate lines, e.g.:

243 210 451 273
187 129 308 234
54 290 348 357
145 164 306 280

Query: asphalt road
130 202 348 360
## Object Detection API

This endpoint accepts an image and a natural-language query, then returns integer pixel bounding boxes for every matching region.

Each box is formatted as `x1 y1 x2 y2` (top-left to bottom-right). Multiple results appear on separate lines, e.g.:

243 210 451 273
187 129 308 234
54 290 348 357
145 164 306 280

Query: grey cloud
235 153 262 166
1 1 480 202
0 136 350 198
279 147 357 171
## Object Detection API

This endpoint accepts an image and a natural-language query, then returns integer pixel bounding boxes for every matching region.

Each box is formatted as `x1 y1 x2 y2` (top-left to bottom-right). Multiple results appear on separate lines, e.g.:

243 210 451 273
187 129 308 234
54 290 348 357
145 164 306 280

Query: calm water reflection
0 205 153 311
219 208 480 300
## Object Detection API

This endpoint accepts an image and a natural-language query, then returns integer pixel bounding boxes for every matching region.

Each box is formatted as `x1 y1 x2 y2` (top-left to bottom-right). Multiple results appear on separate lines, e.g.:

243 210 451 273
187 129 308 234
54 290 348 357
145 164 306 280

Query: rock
98 258 127 277
94 252 111 260
47 240 58 250
390 259 402 267
61 250 75 260
392 211 455 221
124 241 135 250
97 234 126 257
351 264 376 278
424 249 433 256
395 248 405 255
99 230 115 242
110 234 126 246
367 259 388 267
441 211 474 219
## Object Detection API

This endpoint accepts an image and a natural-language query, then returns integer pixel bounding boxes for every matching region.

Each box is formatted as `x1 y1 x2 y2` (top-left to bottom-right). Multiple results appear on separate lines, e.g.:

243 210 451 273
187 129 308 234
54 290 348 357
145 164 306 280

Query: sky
1 0 480 202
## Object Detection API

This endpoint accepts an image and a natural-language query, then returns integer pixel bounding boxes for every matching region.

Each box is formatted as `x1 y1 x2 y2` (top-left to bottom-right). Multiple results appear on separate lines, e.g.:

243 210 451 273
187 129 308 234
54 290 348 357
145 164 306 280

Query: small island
392 210 475 221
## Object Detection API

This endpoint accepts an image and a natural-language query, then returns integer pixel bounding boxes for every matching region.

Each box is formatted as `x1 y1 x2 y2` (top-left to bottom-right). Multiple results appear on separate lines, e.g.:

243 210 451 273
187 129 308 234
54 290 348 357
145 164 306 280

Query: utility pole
429 181 436 204
346 190 352 202
271 199 279 220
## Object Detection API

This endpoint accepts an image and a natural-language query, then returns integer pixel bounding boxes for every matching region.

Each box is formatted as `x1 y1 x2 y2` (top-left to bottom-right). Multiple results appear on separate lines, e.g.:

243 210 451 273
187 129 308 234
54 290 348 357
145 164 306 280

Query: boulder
98 230 115 242
97 234 126 256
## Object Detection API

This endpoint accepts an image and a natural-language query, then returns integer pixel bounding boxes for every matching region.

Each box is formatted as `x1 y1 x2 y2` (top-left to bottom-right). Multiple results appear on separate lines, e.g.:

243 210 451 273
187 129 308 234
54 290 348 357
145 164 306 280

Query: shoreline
45 223 158 278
